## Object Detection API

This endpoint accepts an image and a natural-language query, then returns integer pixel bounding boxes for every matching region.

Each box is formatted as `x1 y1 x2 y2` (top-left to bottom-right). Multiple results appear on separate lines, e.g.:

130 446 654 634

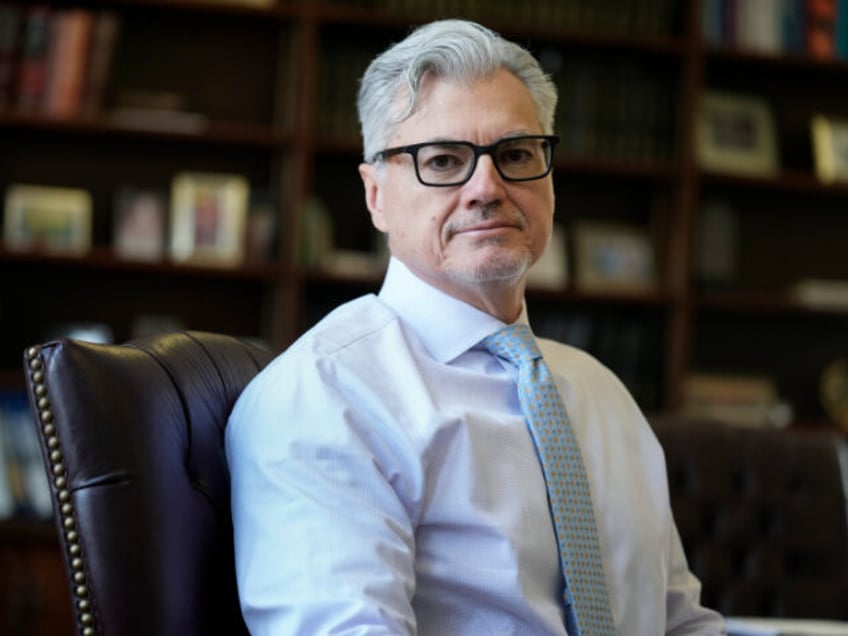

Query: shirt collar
378 257 529 364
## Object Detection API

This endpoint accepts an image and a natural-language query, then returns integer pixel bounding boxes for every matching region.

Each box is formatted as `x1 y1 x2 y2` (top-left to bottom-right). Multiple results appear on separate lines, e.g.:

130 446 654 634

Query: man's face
359 68 555 311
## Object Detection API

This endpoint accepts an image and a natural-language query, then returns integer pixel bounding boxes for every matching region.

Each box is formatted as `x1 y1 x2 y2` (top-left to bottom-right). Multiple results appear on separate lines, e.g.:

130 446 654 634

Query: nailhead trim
26 345 97 635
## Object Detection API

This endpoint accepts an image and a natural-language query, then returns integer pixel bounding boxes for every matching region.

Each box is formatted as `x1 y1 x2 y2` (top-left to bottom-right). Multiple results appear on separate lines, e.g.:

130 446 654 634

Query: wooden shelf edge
704 45 848 74
696 289 848 317
0 246 287 283
700 169 848 197
0 110 290 148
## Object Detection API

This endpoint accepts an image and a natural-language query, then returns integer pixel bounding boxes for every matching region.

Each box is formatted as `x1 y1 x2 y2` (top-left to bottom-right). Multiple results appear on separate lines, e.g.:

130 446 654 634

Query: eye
498 144 535 166
418 144 470 174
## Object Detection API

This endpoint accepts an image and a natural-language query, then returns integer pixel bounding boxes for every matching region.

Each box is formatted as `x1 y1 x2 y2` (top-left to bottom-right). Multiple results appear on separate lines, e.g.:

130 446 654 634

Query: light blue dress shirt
226 258 725 635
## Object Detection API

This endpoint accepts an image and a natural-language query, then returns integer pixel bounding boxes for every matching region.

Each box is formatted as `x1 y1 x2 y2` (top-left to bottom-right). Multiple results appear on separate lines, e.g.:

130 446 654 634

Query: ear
359 162 388 232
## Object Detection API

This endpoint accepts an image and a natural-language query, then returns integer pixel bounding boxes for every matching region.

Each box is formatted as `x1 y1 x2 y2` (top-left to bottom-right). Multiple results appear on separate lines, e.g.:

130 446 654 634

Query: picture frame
572 221 657 292
811 114 848 184
113 186 168 261
169 172 249 266
3 184 92 255
695 91 779 177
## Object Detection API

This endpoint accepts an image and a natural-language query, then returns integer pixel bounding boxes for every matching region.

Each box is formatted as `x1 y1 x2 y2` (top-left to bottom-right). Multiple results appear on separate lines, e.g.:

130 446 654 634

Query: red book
42 8 94 117
807 0 838 59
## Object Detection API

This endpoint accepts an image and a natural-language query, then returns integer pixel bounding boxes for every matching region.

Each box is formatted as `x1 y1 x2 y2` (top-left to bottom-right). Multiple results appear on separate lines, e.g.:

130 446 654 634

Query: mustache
444 205 526 238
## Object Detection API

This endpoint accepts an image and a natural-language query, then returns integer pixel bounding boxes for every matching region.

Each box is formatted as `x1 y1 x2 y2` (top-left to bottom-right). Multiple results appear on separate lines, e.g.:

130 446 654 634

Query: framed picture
573 221 657 292
113 186 167 261
811 114 848 184
695 91 779 177
169 172 249 266
3 184 92 255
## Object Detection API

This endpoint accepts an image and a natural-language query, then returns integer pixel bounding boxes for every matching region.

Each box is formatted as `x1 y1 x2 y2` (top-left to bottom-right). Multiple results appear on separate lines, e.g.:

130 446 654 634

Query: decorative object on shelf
244 193 278 263
527 223 569 290
112 186 168 261
3 184 92 255
811 114 848 184
820 358 848 432
572 220 657 292
299 196 334 269
696 197 739 287
108 89 208 133
695 91 779 177
169 172 249 267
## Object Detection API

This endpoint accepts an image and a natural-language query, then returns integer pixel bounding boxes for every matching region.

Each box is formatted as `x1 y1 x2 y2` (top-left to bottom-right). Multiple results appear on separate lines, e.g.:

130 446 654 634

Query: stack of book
0 3 120 117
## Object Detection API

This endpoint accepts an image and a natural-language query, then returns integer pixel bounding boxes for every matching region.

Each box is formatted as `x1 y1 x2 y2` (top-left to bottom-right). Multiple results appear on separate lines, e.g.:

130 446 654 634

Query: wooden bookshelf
1 0 847 624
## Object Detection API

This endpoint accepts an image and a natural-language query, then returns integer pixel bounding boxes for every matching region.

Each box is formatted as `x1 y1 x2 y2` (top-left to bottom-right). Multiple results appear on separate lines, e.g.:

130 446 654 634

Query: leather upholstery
653 417 848 619
22 331 274 636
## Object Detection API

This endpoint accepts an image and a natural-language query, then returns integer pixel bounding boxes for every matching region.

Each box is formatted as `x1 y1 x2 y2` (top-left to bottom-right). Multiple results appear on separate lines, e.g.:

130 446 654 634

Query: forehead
392 69 541 143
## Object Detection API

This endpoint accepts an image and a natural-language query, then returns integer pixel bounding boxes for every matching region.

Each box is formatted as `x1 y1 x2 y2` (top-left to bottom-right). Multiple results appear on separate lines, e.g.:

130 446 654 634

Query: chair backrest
652 417 848 620
22 331 274 636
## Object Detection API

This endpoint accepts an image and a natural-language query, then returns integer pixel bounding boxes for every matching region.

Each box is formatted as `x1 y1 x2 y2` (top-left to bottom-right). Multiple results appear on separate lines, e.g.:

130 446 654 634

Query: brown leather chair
652 417 848 620
22 331 274 636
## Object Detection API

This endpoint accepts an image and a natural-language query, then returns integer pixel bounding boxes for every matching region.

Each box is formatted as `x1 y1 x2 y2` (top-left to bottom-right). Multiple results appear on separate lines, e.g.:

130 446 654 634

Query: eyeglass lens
416 137 552 185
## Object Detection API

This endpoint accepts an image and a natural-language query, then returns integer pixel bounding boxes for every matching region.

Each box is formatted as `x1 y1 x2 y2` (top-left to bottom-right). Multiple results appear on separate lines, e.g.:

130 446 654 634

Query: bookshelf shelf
0 112 290 147
701 170 848 198
697 290 848 317
704 45 848 74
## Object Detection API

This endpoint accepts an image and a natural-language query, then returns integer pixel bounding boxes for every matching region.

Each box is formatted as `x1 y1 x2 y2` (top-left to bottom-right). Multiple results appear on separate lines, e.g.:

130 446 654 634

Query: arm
665 519 727 635
226 353 420 635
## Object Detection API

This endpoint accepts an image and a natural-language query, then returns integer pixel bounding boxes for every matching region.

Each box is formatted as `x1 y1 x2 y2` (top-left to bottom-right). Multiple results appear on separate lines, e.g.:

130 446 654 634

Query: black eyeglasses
371 134 559 187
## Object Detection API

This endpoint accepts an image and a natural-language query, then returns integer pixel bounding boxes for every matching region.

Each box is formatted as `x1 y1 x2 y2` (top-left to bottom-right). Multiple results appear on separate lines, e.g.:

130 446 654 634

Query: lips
448 217 523 239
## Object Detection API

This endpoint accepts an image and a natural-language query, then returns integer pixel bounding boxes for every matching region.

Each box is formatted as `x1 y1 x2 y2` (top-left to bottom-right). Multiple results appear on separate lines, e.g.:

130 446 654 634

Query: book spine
14 4 51 112
42 8 94 117
806 0 838 58
80 10 120 117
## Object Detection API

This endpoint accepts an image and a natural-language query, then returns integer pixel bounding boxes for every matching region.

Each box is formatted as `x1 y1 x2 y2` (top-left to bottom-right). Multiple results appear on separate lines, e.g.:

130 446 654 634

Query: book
14 4 52 112
682 373 792 428
42 8 94 117
807 0 838 58
80 10 120 117
0 411 15 519
736 0 784 53
0 390 51 519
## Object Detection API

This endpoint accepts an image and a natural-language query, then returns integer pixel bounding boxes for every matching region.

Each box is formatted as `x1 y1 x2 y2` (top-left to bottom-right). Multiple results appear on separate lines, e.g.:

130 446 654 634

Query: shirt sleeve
225 350 421 635
665 515 727 635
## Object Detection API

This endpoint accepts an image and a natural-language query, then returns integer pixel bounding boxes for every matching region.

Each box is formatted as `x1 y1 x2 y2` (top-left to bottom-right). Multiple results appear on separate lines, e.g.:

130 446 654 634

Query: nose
462 153 506 205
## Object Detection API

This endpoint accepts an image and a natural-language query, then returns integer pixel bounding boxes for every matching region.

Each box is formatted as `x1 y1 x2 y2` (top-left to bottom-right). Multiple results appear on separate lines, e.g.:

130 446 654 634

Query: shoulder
235 294 408 409
537 336 621 387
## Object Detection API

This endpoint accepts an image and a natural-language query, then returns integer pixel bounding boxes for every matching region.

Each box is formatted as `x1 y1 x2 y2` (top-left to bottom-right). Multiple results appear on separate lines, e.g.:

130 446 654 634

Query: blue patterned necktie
483 323 616 635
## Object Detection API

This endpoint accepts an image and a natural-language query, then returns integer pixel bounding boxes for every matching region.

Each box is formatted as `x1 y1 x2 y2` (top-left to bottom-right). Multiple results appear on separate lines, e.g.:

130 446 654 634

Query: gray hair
356 19 558 162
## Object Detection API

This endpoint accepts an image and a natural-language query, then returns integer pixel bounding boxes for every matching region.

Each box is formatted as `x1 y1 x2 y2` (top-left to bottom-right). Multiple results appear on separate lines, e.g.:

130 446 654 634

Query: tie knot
482 323 541 367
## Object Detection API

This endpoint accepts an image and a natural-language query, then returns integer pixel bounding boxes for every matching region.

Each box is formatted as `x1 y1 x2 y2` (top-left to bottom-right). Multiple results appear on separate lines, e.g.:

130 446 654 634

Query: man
226 19 725 634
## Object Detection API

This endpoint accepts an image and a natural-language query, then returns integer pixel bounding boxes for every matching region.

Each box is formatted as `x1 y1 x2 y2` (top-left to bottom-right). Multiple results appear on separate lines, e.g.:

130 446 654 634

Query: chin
447 250 533 287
